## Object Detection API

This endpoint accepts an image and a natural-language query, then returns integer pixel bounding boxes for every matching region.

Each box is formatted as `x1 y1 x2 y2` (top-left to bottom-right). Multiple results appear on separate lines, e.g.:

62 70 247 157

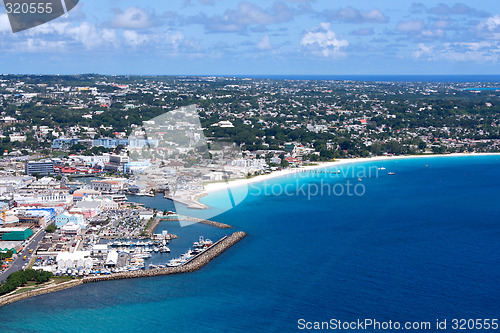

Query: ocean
0 155 499 332
227 75 500 83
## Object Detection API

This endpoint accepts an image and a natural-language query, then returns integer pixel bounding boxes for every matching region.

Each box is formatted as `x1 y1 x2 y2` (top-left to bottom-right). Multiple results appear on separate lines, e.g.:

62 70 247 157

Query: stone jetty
0 279 83 307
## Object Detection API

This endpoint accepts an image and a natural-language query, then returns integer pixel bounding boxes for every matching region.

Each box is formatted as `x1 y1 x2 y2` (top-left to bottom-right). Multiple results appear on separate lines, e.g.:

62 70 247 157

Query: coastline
197 152 500 198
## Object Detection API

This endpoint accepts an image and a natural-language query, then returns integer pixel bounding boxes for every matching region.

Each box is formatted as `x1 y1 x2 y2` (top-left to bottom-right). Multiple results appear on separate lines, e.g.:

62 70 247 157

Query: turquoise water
0 155 499 332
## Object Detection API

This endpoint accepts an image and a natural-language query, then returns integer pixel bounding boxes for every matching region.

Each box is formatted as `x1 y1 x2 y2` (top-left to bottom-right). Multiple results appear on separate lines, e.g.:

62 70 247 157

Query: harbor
0 231 247 307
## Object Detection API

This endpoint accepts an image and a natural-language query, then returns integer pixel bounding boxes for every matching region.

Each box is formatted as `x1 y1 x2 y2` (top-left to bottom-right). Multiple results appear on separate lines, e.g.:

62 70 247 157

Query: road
0 229 46 282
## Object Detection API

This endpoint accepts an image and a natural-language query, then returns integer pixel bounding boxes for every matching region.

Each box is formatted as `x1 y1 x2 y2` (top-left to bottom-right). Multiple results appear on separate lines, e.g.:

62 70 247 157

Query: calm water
0 155 499 333
228 75 500 83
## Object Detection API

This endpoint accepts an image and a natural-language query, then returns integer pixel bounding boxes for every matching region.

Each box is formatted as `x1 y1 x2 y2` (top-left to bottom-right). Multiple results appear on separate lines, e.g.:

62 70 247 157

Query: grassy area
51 276 74 284
12 286 37 295
27 256 37 269
10 281 46 295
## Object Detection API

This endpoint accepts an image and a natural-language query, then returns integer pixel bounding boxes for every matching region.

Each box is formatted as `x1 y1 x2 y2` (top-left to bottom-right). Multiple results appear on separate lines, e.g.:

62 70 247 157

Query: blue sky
0 0 499 75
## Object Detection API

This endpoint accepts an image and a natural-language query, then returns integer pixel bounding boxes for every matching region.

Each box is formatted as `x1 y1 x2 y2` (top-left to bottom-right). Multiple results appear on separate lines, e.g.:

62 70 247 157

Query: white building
101 198 119 210
56 251 93 270
92 244 109 255
91 179 126 193
60 222 82 235
9 134 27 142
231 158 267 168
202 171 225 182
13 194 73 208
72 199 102 218
105 250 118 267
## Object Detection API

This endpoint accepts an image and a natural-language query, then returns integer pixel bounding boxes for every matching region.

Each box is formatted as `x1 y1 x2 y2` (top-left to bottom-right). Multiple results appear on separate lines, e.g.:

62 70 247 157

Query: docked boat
159 246 170 253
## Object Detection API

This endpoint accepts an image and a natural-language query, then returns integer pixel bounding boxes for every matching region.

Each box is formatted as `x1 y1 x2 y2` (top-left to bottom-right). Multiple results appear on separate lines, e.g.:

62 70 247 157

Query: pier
0 232 246 307
164 195 208 210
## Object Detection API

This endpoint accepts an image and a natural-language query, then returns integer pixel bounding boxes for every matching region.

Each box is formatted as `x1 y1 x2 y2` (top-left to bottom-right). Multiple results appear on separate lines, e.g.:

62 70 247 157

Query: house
105 250 118 267
92 244 109 255
0 227 33 241
60 222 81 235
72 200 102 218
56 251 93 270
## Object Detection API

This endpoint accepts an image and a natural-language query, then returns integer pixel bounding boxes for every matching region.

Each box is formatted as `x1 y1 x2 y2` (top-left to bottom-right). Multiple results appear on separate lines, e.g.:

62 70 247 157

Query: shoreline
196 152 500 200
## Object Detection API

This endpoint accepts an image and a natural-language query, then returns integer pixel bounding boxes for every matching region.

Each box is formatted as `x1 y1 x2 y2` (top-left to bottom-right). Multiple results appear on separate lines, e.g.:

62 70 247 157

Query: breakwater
0 232 246 307
0 279 83 307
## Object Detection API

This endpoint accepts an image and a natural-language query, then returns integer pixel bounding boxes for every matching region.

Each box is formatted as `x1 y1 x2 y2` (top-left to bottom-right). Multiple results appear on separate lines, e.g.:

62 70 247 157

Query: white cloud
196 2 293 33
0 14 11 33
67 22 118 49
257 34 272 50
123 30 149 47
301 23 349 57
427 3 489 17
477 15 500 40
420 29 445 39
413 41 500 62
397 20 424 32
328 7 388 24
18 39 67 53
111 7 153 29
483 15 500 31
412 43 434 58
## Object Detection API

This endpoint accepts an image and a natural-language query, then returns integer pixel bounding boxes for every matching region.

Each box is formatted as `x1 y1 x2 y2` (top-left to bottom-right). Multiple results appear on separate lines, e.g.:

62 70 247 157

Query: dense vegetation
0 269 53 295
1 75 498 159
0 250 13 260
45 224 57 233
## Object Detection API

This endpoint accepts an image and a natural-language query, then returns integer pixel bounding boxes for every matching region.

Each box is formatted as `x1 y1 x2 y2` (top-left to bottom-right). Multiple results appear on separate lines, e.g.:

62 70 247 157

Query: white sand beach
201 152 500 195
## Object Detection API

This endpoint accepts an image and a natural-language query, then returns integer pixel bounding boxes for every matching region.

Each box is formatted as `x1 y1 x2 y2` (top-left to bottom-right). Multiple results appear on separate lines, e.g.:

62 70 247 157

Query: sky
0 0 499 75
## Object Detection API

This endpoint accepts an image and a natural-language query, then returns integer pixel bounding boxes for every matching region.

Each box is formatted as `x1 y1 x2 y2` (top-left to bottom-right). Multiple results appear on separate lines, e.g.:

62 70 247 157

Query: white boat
159 246 170 253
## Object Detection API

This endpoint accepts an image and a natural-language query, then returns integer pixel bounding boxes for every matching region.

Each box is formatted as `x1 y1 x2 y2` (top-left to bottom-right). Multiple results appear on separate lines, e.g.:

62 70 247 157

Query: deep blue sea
0 155 499 333
228 75 500 83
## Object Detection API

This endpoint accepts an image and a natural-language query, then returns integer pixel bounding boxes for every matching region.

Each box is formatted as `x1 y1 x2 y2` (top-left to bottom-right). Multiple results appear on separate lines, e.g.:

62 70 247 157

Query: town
0 74 499 288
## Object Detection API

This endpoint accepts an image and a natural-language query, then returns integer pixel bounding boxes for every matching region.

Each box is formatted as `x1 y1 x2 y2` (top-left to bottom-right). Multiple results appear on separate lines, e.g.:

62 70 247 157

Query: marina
0 232 246 307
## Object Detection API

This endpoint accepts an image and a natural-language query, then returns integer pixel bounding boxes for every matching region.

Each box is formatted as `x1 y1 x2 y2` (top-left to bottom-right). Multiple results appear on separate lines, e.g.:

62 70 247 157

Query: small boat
388 172 395 175
378 167 386 170
167 258 183 267
159 246 170 253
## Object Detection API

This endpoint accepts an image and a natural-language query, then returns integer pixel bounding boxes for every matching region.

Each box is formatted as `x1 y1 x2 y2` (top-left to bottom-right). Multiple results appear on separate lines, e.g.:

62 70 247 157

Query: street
0 229 46 282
